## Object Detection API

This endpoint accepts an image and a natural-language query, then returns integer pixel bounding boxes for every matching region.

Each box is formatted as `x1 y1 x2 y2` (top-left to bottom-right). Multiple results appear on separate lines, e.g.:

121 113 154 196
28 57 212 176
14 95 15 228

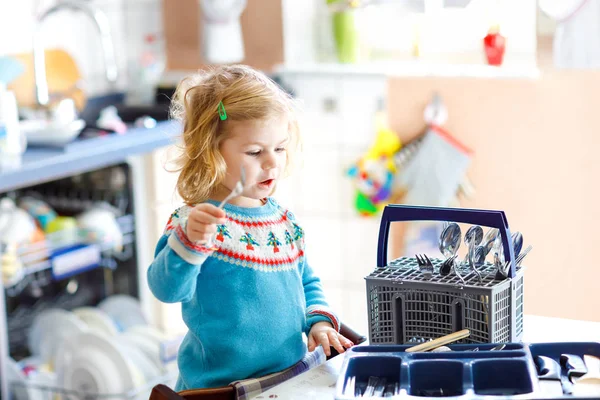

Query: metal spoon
217 166 246 209
482 228 499 258
439 223 461 260
438 223 464 282
462 225 483 270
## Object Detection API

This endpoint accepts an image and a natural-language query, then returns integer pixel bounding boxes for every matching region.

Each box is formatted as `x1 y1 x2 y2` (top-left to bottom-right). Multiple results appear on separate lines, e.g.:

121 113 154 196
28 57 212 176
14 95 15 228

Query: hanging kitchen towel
397 125 472 207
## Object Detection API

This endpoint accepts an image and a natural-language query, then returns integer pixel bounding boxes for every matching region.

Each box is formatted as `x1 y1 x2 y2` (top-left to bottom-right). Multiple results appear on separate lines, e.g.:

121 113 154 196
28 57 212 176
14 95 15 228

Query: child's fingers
192 211 225 225
307 334 316 352
198 203 227 219
328 331 346 354
318 333 331 356
339 334 354 348
188 223 217 235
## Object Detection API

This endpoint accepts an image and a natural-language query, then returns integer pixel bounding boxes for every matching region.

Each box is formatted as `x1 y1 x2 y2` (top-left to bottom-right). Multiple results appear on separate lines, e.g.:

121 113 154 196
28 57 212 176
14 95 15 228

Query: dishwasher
1 162 178 400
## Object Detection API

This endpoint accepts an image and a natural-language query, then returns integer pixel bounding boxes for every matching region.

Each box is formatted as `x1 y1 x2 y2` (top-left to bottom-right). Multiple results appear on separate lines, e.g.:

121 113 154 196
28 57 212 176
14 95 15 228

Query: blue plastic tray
335 342 600 399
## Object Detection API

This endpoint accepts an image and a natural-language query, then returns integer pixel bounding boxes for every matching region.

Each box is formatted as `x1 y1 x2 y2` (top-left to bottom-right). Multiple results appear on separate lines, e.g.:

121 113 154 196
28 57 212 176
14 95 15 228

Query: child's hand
307 321 354 356
187 203 227 243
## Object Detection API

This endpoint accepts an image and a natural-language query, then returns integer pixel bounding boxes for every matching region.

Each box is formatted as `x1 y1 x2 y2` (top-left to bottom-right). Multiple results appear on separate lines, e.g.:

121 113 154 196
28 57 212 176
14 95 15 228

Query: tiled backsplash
280 73 387 335
0 0 163 95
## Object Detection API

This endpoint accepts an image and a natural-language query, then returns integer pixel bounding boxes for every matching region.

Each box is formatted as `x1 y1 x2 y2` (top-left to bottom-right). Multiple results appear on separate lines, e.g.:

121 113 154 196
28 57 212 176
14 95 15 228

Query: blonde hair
170 65 301 205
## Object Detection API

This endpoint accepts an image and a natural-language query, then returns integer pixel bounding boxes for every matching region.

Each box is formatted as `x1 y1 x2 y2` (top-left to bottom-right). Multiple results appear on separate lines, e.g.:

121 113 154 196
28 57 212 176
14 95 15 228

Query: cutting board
8 48 86 110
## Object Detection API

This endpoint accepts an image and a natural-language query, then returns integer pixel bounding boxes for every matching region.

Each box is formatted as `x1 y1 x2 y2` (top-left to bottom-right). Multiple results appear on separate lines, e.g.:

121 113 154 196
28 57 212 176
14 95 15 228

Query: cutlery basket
335 341 600 399
366 205 525 345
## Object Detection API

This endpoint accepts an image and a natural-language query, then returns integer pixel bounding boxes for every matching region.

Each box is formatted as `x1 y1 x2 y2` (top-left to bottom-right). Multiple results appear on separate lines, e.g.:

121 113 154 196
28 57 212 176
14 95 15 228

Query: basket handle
377 205 517 278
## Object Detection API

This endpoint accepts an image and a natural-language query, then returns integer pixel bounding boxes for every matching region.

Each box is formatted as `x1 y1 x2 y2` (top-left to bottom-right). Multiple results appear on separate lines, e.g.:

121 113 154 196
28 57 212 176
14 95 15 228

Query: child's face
218 116 289 207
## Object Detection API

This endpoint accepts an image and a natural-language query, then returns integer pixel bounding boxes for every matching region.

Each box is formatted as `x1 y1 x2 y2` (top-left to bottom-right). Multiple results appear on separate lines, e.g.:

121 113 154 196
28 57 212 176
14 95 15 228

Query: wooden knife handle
405 329 470 353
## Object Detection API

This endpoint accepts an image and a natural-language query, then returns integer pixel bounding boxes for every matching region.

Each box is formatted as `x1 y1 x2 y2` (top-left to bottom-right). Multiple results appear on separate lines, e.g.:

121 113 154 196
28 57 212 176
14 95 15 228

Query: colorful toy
347 121 402 216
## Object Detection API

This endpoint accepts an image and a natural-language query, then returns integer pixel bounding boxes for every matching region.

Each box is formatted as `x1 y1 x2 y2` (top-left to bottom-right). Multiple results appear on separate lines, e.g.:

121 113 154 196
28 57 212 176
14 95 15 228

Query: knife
535 355 566 395
561 354 588 383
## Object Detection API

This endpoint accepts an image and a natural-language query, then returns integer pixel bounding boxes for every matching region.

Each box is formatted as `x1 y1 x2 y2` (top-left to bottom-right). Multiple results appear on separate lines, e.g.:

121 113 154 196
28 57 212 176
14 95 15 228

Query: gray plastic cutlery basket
366 205 524 345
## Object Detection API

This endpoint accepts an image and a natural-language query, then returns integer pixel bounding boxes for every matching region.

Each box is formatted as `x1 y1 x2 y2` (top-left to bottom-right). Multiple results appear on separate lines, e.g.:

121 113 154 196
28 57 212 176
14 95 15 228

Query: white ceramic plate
28 308 87 365
72 307 119 337
57 331 138 397
118 331 164 372
5 357 31 400
119 341 162 383
21 119 85 147
126 325 168 344
98 295 147 331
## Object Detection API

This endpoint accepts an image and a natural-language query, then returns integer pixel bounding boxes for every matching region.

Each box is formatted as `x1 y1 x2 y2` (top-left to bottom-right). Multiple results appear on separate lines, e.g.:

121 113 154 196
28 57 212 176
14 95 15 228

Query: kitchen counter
255 315 600 400
0 120 180 193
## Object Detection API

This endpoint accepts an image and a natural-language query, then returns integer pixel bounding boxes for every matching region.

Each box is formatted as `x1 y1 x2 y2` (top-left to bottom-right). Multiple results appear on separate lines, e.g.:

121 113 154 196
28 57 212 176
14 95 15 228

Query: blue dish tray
335 342 600 399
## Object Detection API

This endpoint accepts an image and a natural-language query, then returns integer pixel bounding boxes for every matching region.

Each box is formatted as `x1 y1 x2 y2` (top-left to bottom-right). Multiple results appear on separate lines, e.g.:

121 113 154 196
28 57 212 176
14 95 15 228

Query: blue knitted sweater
147 198 339 390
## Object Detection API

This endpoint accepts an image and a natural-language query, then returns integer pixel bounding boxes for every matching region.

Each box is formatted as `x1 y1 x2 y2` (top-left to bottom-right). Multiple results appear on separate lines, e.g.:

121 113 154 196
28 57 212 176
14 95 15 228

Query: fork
495 245 533 280
415 254 434 279
217 166 246 209
204 166 246 249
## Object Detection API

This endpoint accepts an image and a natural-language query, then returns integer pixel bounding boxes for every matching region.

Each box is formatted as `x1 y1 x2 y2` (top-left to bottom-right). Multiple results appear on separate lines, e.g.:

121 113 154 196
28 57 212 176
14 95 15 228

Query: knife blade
535 355 566 395
561 354 588 382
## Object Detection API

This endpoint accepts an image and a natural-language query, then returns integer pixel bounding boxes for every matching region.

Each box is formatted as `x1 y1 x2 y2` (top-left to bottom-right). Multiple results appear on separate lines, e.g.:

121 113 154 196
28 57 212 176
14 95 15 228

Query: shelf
0 120 181 193
275 62 541 79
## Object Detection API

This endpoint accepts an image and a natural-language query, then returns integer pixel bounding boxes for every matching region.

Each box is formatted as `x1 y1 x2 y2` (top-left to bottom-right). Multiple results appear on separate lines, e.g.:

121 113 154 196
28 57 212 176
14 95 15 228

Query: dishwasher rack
1 162 178 400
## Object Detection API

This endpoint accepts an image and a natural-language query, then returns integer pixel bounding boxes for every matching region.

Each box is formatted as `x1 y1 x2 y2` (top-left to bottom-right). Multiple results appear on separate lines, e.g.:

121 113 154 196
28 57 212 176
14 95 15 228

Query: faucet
33 0 118 107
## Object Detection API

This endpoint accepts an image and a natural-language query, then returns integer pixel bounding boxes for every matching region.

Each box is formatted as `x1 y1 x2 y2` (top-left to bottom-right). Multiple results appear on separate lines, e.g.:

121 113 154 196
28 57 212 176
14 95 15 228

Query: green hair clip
218 101 227 121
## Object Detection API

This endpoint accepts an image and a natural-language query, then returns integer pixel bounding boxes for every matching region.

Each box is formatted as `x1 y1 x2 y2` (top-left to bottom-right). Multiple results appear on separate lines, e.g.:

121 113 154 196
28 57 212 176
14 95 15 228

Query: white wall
282 0 538 67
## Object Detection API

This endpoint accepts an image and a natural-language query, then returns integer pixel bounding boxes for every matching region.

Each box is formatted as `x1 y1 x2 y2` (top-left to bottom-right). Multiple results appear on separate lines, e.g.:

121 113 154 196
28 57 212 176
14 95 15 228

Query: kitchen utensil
462 225 483 269
535 355 566 395
573 355 600 395
373 205 522 345
438 222 461 258
439 254 457 276
482 227 498 257
217 166 246 209
438 222 464 281
204 166 246 249
373 377 387 397
343 375 355 396
490 344 506 351
561 354 588 382
515 245 532 267
470 245 485 281
405 329 470 353
496 245 533 280
363 376 379 397
415 254 434 278
512 231 523 259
